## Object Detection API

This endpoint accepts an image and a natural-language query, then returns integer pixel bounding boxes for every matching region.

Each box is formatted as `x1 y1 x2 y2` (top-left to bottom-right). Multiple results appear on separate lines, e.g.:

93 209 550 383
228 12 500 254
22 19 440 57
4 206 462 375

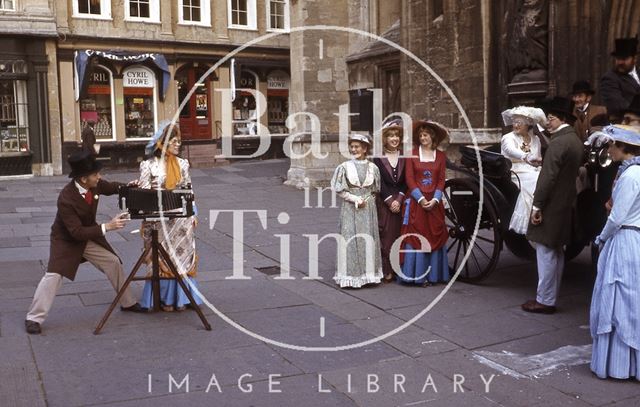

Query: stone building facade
286 0 640 187
0 0 59 176
1 0 291 176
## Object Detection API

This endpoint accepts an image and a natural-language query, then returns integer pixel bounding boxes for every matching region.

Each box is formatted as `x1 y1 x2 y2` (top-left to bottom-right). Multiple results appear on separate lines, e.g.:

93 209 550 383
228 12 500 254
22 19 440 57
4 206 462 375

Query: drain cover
255 266 281 275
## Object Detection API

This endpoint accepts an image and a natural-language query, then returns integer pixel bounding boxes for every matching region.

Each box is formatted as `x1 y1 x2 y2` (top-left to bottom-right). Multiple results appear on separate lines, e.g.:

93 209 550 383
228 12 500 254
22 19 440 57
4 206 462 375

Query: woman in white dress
330 134 383 288
500 106 547 235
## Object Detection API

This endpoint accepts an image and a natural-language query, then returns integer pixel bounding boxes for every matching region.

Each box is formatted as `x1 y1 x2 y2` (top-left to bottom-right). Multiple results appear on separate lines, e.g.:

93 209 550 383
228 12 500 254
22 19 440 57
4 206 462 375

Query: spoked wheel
443 178 502 283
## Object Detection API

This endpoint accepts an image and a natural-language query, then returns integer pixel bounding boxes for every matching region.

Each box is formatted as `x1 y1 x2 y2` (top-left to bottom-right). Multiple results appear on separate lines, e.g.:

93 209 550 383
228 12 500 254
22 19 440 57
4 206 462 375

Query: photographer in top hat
571 80 607 141
600 36 640 122
523 97 584 314
24 152 146 335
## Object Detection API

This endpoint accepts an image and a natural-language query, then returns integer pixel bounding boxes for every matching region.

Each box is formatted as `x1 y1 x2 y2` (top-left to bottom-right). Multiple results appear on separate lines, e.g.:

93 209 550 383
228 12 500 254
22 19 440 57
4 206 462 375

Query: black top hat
611 36 638 58
541 96 577 121
571 80 595 95
623 94 640 115
68 151 102 179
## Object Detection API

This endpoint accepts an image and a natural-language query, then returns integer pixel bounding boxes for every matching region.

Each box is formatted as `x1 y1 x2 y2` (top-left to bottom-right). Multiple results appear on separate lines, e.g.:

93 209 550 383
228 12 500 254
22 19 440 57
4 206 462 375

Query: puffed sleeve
501 133 527 161
597 171 640 243
372 162 381 194
138 160 152 189
331 163 361 205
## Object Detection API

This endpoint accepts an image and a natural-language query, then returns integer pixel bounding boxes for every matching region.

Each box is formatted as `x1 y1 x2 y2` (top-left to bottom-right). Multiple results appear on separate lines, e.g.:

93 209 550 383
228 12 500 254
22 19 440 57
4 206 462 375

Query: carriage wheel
443 178 502 283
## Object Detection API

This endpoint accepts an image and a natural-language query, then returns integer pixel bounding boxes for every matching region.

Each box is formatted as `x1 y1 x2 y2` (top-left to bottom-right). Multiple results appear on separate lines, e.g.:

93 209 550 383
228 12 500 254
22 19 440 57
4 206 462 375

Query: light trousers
26 241 137 324
535 243 565 306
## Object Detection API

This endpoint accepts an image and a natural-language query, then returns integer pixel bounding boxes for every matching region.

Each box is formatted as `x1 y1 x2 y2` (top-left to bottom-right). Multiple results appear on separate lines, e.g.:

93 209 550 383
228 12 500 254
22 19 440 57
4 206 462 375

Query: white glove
584 131 612 148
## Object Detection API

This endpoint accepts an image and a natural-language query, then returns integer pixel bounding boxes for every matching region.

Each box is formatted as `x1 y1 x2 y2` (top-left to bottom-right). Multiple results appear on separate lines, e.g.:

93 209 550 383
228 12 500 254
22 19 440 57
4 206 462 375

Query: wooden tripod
94 226 212 334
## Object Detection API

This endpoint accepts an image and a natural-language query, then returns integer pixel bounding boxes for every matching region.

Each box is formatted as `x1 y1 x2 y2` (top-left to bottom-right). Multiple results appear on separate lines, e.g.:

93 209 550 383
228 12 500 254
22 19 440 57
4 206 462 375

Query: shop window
123 66 156 139
267 0 289 31
125 0 160 22
228 0 256 30
0 80 29 154
232 70 258 135
267 70 289 134
80 65 114 140
0 0 15 11
179 0 211 26
74 0 112 18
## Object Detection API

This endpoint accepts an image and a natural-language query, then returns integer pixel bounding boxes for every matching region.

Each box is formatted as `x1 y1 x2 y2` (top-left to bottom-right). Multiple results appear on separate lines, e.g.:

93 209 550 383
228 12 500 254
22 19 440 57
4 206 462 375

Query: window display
79 66 113 140
123 66 156 139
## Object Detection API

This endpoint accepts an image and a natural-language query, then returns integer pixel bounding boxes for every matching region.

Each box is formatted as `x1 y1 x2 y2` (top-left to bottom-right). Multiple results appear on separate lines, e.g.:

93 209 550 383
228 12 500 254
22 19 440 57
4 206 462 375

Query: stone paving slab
1 159 640 406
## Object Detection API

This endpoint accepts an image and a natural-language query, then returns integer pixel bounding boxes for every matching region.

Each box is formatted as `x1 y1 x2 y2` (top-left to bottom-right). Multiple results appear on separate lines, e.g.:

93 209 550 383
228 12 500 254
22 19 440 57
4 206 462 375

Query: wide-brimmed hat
348 133 372 146
68 151 102 178
571 80 596 95
622 94 640 116
603 125 640 146
412 119 449 145
611 36 638 58
501 106 548 127
540 96 577 121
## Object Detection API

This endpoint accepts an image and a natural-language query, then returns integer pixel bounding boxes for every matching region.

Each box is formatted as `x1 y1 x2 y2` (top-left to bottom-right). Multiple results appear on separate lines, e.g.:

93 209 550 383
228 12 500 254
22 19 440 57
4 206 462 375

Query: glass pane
78 0 89 14
89 0 101 14
192 7 200 21
176 77 191 118
140 2 149 17
239 11 247 25
183 5 190 20
82 68 113 140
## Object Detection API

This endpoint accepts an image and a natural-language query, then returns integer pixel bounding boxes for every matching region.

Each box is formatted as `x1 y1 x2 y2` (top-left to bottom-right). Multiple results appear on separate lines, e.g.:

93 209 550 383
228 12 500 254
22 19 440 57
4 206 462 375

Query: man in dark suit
622 94 640 129
571 80 607 141
25 152 145 335
600 37 640 122
523 97 584 314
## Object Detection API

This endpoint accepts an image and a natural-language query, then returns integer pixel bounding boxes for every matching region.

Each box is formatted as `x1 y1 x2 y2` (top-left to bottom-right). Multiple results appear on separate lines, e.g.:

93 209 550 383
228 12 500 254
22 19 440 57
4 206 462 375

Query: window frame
0 0 15 11
178 0 211 27
72 0 113 20
77 64 117 142
124 0 160 24
121 65 158 141
266 0 289 32
227 0 257 31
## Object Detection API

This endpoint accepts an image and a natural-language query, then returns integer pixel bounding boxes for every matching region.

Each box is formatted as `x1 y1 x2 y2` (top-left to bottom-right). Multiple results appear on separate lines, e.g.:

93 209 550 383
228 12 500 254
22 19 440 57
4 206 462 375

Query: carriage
442 142 616 283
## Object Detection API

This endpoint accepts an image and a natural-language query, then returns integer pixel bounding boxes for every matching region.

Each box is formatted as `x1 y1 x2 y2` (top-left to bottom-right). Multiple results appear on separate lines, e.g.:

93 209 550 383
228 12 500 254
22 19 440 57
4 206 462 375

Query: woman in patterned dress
399 120 449 286
138 122 202 311
330 134 383 288
500 106 547 235
590 125 640 381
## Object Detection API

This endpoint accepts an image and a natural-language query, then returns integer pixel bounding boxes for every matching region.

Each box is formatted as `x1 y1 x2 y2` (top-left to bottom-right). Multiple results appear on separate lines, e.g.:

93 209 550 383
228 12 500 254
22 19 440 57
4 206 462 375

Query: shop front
0 38 53 177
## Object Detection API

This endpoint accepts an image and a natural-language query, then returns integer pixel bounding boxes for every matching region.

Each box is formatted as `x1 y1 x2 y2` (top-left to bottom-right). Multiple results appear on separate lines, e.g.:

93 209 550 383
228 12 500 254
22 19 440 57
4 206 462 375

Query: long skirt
398 245 449 284
377 197 403 279
509 169 540 234
590 228 640 380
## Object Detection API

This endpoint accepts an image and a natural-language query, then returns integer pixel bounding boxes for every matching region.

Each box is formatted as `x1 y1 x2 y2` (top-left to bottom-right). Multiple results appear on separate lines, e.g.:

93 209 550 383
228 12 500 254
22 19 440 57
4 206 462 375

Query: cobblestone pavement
1 159 638 407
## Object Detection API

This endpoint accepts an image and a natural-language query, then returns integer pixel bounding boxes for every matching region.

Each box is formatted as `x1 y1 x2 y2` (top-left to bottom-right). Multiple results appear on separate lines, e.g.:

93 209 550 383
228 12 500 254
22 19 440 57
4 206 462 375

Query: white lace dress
501 131 542 235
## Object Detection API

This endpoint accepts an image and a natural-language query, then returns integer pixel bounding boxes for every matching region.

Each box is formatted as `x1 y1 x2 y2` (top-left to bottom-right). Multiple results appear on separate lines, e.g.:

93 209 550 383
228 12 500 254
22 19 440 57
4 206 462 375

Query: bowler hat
622 94 640 116
68 151 102 178
541 97 577 121
611 37 638 58
571 80 595 95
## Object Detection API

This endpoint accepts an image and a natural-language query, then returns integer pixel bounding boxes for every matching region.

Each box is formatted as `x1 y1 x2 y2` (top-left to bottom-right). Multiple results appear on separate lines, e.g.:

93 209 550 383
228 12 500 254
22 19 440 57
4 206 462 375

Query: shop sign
123 67 154 88
267 71 290 90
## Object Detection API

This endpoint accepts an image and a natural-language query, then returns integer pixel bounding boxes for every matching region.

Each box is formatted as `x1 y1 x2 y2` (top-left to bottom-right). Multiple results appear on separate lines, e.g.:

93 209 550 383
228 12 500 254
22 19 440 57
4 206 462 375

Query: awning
74 49 171 101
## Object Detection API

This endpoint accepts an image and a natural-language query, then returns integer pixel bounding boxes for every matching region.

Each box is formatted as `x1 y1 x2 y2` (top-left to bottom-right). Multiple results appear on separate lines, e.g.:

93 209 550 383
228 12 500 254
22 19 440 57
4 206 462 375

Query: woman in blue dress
590 125 640 380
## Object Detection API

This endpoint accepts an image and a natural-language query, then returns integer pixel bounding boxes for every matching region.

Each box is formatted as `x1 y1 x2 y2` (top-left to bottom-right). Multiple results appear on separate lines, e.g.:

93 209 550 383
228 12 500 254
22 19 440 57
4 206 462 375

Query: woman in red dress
399 120 450 286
